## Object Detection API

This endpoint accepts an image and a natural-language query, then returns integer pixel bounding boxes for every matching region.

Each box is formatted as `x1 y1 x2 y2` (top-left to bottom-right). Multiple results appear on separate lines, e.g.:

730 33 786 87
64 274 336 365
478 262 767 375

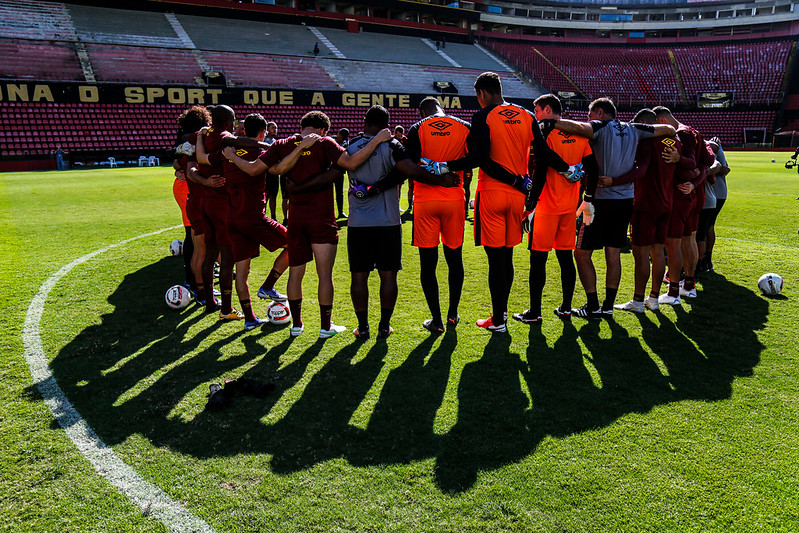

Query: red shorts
474 190 525 248
287 215 338 267
228 216 287 263
631 210 670 246
529 212 576 252
186 194 204 236
201 194 232 247
668 194 695 239
173 179 190 227
412 200 465 249
688 191 702 234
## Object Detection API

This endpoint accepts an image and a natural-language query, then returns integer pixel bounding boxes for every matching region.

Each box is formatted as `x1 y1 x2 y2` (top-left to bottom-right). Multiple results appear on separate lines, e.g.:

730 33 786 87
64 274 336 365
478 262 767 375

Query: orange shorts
173 178 190 227
529 212 576 252
474 189 525 247
412 200 465 249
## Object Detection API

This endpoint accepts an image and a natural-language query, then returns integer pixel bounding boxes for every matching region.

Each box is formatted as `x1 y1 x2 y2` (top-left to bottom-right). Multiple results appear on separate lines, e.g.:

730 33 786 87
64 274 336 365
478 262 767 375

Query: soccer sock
378 307 394 331
240 299 256 321
485 246 508 325
529 250 548 318
504 247 515 296
602 287 618 310
355 310 369 332
555 249 576 311
684 276 695 290
320 304 333 330
443 246 464 320
196 282 206 300
668 281 680 297
183 226 195 289
288 298 302 328
419 247 442 324
221 289 233 315
586 291 600 311
633 294 644 302
261 269 281 292
649 290 660 299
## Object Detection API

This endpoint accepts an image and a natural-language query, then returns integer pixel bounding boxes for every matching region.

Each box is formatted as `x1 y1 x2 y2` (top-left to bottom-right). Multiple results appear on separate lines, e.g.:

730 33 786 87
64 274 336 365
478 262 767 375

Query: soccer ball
757 273 783 296
771 158 776 163
165 285 191 309
266 301 291 325
170 240 183 256
469 197 475 209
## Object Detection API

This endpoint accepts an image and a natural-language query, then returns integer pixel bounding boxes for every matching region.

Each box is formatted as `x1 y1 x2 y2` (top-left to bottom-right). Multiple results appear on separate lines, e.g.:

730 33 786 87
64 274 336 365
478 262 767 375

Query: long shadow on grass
44 260 767 494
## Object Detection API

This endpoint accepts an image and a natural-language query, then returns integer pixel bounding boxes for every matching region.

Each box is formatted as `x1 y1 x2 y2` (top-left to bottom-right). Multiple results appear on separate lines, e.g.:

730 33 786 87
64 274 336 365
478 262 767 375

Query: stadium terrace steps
0 38 83 81
0 0 76 41
67 4 183 48
317 59 540 98
85 44 201 84
312 27 454 67
202 51 338 90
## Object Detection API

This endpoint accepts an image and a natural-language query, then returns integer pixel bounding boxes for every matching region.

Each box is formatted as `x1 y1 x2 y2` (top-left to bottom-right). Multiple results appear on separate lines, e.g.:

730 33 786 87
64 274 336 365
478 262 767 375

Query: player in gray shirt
346 105 458 339
552 98 675 318
699 138 730 272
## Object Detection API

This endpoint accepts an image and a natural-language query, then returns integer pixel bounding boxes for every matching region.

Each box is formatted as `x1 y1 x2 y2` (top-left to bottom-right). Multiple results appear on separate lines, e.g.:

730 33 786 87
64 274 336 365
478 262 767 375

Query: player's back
591 119 654 200
198 128 231 199
537 129 592 215
477 103 535 194
414 114 470 203
635 136 681 213
215 146 266 220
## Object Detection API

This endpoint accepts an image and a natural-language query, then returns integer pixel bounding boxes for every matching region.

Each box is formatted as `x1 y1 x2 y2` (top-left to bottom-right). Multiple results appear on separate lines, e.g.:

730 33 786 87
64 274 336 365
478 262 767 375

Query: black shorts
576 198 633 250
348 225 403 272
266 174 279 198
696 198 725 242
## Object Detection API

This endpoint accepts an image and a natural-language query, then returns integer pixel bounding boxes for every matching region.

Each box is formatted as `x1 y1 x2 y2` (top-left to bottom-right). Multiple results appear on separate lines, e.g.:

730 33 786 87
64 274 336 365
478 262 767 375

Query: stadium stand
85 44 202 84
67 3 184 48
0 38 83 81
202 51 338 90
0 0 75 41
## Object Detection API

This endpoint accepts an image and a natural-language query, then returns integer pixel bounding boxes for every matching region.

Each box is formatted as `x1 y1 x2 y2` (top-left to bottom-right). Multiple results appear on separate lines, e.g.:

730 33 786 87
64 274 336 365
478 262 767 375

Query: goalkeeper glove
576 200 595 226
350 180 379 199
561 163 584 184
521 209 535 234
419 157 449 175
175 141 195 156
513 174 533 193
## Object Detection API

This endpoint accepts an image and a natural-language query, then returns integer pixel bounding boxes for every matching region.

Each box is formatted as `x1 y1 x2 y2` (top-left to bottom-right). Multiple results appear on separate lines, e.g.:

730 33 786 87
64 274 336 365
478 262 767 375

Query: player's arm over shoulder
552 119 594 138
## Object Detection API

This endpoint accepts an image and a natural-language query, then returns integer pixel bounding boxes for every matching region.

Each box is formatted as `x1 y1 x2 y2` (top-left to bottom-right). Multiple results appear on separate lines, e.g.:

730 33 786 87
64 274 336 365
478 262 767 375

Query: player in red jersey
445 72 581 333
226 111 392 339
513 94 598 324
406 97 470 332
200 114 317 331
190 105 276 320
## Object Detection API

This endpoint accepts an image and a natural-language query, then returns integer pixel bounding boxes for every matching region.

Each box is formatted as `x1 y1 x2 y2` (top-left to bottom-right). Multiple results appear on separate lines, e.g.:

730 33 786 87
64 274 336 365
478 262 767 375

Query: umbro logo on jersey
428 120 452 136
235 148 248 156
662 138 676 147
557 131 573 139
557 130 576 143
612 122 629 137
498 108 521 124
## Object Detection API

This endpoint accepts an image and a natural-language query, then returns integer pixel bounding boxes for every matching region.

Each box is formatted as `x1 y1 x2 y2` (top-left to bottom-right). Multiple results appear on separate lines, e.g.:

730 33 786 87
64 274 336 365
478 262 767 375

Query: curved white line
22 226 217 533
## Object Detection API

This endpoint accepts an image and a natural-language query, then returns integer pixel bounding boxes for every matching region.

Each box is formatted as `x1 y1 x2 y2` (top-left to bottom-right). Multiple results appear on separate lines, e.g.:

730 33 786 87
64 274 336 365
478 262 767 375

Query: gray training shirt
713 145 728 200
346 135 412 228
590 119 656 200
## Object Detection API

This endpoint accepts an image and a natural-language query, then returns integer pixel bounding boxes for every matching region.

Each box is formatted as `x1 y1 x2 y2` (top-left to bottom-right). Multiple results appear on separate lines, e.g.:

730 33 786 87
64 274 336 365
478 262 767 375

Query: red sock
240 299 256 321
261 269 281 292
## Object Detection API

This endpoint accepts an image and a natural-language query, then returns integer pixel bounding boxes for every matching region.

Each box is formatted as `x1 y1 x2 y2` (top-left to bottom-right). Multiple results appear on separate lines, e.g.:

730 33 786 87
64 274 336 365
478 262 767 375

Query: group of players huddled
171 71 730 338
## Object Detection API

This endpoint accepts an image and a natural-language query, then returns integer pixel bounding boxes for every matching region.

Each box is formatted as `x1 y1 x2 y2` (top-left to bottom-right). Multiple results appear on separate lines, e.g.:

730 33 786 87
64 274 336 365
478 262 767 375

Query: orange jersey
407 114 470 203
537 129 593 216
474 104 536 197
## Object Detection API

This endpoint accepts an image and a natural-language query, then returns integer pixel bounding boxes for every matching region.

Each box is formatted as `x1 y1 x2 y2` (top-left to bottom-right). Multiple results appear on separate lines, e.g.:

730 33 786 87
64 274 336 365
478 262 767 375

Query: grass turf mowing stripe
23 225 217 533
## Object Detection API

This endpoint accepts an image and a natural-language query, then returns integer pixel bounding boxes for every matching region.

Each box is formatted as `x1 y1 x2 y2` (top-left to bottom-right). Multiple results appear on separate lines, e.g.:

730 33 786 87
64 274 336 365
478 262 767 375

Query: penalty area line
22 225 217 533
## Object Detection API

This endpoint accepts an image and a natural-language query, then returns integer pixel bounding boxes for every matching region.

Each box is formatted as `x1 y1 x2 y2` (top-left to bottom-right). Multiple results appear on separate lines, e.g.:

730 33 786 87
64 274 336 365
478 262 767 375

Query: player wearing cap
445 72 585 333
226 111 392 338
512 94 598 324
551 98 676 318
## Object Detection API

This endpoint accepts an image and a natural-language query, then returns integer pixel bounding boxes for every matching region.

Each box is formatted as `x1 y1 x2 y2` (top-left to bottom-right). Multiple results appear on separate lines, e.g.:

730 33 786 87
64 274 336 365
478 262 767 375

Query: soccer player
346 105 459 339
394 125 413 214
226 111 392 338
551 98 676 318
606 109 685 312
445 72 582 333
512 93 598 323
201 114 316 330
700 138 730 272
405 96 470 333
652 106 715 301
191 105 275 320
263 121 280 221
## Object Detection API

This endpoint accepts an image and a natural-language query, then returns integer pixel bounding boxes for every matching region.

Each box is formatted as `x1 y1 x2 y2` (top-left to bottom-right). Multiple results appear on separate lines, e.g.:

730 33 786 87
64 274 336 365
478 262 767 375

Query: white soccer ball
170 240 183 256
757 273 783 296
165 285 191 309
469 197 475 209
266 300 291 325
771 158 776 163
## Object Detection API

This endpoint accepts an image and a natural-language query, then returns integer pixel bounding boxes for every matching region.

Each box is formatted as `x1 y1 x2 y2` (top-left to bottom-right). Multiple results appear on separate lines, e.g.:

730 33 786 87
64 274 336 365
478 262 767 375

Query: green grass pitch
1 152 798 532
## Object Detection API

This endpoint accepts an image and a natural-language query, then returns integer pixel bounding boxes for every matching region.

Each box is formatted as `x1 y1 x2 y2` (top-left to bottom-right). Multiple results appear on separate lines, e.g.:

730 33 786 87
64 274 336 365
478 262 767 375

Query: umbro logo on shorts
428 120 452 136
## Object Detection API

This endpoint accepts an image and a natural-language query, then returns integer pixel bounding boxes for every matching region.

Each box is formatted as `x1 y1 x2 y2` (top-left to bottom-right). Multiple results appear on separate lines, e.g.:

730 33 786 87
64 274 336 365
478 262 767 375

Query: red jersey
616 136 682 214
260 134 345 219
193 128 232 199
406 114 470 203
209 147 266 221
537 129 592 216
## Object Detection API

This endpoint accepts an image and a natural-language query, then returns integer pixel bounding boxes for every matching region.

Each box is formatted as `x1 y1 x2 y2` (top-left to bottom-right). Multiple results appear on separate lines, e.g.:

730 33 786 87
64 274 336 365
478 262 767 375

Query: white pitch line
22 226 217 533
